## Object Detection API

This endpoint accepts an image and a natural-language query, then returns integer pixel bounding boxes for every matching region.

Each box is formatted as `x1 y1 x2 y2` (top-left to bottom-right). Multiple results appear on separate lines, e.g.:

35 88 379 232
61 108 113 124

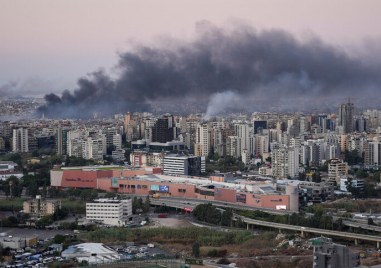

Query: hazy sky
1 0 381 96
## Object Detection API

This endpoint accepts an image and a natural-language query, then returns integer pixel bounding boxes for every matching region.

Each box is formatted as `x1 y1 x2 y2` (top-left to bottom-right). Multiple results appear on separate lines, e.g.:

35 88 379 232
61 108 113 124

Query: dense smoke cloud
38 21 381 118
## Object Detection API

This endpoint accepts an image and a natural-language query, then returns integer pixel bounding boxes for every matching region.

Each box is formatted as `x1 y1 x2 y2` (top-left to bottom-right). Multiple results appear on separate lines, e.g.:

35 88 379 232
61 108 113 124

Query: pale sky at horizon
1 0 381 96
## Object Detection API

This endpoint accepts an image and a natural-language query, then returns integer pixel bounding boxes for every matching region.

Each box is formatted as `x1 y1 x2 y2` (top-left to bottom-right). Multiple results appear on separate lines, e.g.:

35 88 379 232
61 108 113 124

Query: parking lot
0 227 73 240
112 243 172 260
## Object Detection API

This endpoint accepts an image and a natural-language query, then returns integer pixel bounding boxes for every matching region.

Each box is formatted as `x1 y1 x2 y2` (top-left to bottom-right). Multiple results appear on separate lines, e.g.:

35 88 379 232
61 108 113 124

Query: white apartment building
235 123 251 156
271 145 300 179
226 136 240 158
340 177 365 192
112 134 122 150
364 138 381 167
86 199 133 226
254 134 269 157
82 137 105 161
67 130 82 157
194 124 210 157
12 128 28 152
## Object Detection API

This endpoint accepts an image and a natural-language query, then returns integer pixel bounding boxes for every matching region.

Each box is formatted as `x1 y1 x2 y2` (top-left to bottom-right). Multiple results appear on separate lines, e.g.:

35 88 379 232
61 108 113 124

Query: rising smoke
38 21 381 118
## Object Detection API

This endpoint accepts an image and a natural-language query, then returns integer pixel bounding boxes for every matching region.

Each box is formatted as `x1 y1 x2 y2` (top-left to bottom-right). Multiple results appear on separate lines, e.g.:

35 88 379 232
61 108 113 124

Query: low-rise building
328 158 348 185
163 154 205 176
0 236 37 249
62 243 120 264
86 198 132 226
0 161 17 171
23 195 61 219
340 177 365 192
310 237 360 268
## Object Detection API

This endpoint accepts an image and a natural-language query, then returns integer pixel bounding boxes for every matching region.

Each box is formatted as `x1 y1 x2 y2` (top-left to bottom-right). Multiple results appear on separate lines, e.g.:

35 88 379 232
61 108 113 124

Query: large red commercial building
51 167 299 212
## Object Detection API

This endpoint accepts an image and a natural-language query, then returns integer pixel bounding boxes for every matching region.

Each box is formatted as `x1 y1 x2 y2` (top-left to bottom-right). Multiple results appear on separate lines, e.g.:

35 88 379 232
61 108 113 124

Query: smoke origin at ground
38 21 381 118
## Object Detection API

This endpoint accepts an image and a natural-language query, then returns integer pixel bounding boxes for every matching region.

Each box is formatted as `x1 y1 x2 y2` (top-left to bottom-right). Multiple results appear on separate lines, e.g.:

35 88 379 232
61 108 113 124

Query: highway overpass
148 196 381 248
149 196 293 215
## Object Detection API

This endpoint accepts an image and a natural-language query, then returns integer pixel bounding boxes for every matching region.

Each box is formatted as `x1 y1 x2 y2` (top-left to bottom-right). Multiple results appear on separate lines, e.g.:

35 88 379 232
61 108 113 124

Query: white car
139 247 148 252
147 243 155 248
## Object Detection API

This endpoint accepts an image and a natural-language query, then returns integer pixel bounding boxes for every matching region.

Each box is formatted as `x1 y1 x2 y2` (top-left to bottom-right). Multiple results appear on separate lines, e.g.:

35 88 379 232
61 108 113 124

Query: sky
1 0 381 97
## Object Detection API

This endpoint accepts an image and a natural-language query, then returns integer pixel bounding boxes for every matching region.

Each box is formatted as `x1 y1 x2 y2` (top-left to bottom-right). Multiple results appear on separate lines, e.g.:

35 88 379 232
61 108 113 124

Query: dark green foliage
217 258 230 265
35 215 54 228
0 216 19 227
206 156 245 173
84 226 252 246
240 207 336 231
344 150 363 165
193 204 233 226
132 196 149 214
207 248 227 257
193 203 223 225
192 242 200 257
1 176 23 197
65 156 95 167
79 189 98 201
52 208 68 221
53 234 66 244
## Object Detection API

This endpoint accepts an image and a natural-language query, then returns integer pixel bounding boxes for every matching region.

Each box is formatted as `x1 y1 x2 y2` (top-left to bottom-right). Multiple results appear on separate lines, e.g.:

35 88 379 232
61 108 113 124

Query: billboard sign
236 193 247 203
159 185 169 192
151 185 160 191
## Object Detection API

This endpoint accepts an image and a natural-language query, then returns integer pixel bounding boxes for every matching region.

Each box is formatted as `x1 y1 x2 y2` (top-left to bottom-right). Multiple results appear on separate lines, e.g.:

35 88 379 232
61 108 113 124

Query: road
149 196 381 247
149 196 293 215
239 215 381 247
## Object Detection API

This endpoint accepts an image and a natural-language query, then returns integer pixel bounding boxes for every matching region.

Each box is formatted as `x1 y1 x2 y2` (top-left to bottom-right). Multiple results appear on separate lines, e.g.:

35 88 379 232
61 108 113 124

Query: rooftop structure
62 243 120 264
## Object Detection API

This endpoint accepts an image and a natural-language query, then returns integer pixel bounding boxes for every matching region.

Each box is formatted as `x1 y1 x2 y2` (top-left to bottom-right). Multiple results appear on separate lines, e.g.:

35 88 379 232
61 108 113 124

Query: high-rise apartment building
339 100 354 134
12 128 29 152
82 137 105 161
55 128 68 155
235 123 251 156
194 124 210 157
253 120 267 134
152 115 176 143
271 145 299 178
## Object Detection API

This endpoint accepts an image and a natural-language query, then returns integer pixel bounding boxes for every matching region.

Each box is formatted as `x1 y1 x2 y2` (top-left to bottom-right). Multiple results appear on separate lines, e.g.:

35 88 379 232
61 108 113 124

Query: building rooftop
88 198 130 204
62 243 119 264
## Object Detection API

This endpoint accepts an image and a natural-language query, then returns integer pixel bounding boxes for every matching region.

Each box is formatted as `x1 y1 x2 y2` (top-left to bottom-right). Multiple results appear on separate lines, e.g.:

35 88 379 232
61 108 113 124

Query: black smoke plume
38 21 381 118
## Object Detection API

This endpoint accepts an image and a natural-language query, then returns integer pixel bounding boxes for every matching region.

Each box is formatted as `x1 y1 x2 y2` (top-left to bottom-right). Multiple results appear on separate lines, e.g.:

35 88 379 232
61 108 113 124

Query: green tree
192 242 200 257
221 209 233 226
144 195 150 212
1 176 23 197
311 172 322 183
345 178 361 198
344 150 363 165
35 215 53 229
53 234 66 244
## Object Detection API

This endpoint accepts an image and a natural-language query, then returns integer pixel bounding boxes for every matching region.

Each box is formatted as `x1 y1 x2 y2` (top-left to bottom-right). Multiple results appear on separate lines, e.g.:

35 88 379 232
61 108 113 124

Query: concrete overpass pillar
355 239 358 246
377 241 380 249
247 224 249 230
301 231 305 238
